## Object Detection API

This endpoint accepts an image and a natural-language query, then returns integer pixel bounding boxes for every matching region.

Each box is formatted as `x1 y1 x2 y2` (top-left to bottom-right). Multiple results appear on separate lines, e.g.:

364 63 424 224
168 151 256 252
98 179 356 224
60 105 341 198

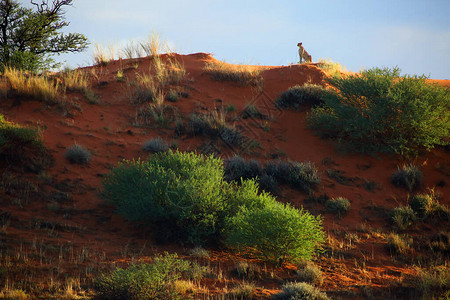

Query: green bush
227 199 324 265
276 83 327 110
325 197 350 217
101 150 226 245
307 67 450 155
391 164 423 192
273 282 330 300
94 253 204 300
65 144 91 164
409 190 449 220
390 206 416 230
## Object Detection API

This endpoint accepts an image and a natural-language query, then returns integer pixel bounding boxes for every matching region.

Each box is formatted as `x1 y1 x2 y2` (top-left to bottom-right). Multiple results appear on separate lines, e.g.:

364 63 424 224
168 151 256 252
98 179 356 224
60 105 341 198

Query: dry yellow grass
203 60 263 88
92 42 115 66
4 67 61 103
317 58 347 77
61 69 89 92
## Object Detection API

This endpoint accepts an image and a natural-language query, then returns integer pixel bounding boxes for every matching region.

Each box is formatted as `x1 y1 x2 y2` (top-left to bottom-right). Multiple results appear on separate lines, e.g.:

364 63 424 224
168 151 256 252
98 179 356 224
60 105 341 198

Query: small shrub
142 137 169 153
273 282 330 300
406 266 450 298
258 174 279 195
227 200 325 265
276 84 327 110
264 160 320 193
325 197 350 217
132 73 157 104
231 282 257 299
224 156 263 182
409 190 449 220
188 112 242 146
203 60 263 88
390 206 416 230
295 262 323 285
166 89 179 102
391 164 423 192
386 233 412 255
317 58 346 77
308 67 450 155
233 261 262 280
242 104 267 119
65 144 91 164
189 247 210 259
94 253 203 300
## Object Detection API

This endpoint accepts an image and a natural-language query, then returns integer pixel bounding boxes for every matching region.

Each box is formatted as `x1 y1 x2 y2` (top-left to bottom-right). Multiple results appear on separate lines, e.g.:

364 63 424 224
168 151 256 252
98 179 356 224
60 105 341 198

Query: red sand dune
0 53 449 298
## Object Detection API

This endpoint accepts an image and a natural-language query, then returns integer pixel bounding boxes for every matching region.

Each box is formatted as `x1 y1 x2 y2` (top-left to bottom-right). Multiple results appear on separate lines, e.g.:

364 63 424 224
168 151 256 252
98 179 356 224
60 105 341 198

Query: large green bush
101 150 226 245
227 199 324 265
308 67 450 155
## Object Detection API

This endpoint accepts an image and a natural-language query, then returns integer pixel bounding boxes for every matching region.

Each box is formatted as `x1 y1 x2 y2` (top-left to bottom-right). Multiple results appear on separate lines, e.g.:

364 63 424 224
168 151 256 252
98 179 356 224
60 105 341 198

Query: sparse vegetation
94 253 205 300
273 282 330 300
92 42 115 66
409 190 449 220
203 60 264 88
390 206 416 230
386 233 412 255
295 262 324 285
317 58 346 77
142 137 169 153
276 83 327 110
325 197 351 217
391 164 423 192
308 67 450 155
4 66 61 103
65 144 91 164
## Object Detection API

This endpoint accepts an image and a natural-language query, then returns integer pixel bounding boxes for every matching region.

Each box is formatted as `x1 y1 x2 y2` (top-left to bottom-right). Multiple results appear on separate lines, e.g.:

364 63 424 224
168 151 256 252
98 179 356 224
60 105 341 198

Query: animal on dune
297 42 312 64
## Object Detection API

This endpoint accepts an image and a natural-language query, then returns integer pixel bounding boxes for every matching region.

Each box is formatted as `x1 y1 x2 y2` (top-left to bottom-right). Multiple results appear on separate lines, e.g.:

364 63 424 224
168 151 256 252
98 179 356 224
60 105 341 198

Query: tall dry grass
92 43 115 66
317 58 347 77
4 67 61 103
203 60 264 88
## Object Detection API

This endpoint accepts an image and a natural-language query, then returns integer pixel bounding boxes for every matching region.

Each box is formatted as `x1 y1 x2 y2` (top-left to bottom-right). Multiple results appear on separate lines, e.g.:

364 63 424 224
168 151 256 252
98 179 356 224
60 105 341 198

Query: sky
26 0 450 79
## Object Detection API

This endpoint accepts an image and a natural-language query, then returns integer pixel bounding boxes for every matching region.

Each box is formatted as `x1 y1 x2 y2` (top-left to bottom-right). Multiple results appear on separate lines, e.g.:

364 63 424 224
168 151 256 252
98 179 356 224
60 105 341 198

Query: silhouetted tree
0 0 88 71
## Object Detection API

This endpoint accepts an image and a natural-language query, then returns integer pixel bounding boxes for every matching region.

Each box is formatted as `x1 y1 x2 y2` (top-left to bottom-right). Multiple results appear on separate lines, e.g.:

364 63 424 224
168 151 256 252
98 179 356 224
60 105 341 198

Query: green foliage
325 197 350 217
308 67 450 155
94 253 204 300
409 190 449 220
0 0 88 71
273 282 330 300
276 83 327 110
227 200 325 265
390 206 416 230
65 144 91 164
102 150 226 245
391 164 423 192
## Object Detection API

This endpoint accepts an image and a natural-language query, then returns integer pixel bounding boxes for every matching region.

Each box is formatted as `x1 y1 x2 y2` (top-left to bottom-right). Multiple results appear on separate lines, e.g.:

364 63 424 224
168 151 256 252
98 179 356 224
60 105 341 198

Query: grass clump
273 282 330 300
265 160 320 193
188 112 242 146
325 197 350 217
386 233 412 255
142 137 169 153
203 60 263 88
4 66 61 104
391 164 423 192
295 262 324 285
276 83 327 110
317 58 346 77
409 190 449 220
94 253 205 300
390 206 416 230
92 42 115 66
405 266 450 299
308 67 450 155
65 144 91 164
0 114 51 172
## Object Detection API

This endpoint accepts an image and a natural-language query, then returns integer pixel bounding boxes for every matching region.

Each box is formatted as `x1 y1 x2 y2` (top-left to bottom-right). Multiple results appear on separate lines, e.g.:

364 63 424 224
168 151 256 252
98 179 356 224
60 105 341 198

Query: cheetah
297 42 312 64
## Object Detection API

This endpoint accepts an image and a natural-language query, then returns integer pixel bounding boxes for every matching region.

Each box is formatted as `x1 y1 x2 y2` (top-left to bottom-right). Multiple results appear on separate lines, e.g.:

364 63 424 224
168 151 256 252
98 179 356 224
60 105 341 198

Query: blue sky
31 0 449 79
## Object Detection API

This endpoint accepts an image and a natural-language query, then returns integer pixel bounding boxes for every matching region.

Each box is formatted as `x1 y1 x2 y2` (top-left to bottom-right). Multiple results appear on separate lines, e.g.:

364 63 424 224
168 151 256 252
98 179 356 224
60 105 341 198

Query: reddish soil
0 53 449 298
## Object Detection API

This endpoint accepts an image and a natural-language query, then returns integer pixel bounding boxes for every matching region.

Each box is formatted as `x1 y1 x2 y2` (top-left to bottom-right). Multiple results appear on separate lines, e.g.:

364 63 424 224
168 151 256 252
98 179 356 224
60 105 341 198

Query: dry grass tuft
203 60 264 88
317 58 347 77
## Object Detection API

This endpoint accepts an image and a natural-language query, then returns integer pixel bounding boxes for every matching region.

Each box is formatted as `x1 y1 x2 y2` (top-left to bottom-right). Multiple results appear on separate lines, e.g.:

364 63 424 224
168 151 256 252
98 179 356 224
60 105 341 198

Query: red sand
0 53 449 298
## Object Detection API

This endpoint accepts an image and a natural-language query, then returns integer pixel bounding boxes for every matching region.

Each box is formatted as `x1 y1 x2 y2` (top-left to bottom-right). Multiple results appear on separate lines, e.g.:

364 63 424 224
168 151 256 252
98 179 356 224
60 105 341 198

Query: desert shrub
258 174 279 195
264 160 320 193
101 150 226 245
273 282 330 300
390 206 416 230
325 197 350 217
386 233 412 255
94 253 204 300
230 282 257 299
203 60 263 88
65 144 91 164
276 83 327 110
142 137 169 153
224 156 263 182
391 164 423 192
409 190 449 220
188 112 242 146
233 261 262 280
295 262 323 285
406 266 450 298
227 199 325 265
166 89 179 102
317 58 346 77
0 115 51 172
308 67 450 155
188 247 210 259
